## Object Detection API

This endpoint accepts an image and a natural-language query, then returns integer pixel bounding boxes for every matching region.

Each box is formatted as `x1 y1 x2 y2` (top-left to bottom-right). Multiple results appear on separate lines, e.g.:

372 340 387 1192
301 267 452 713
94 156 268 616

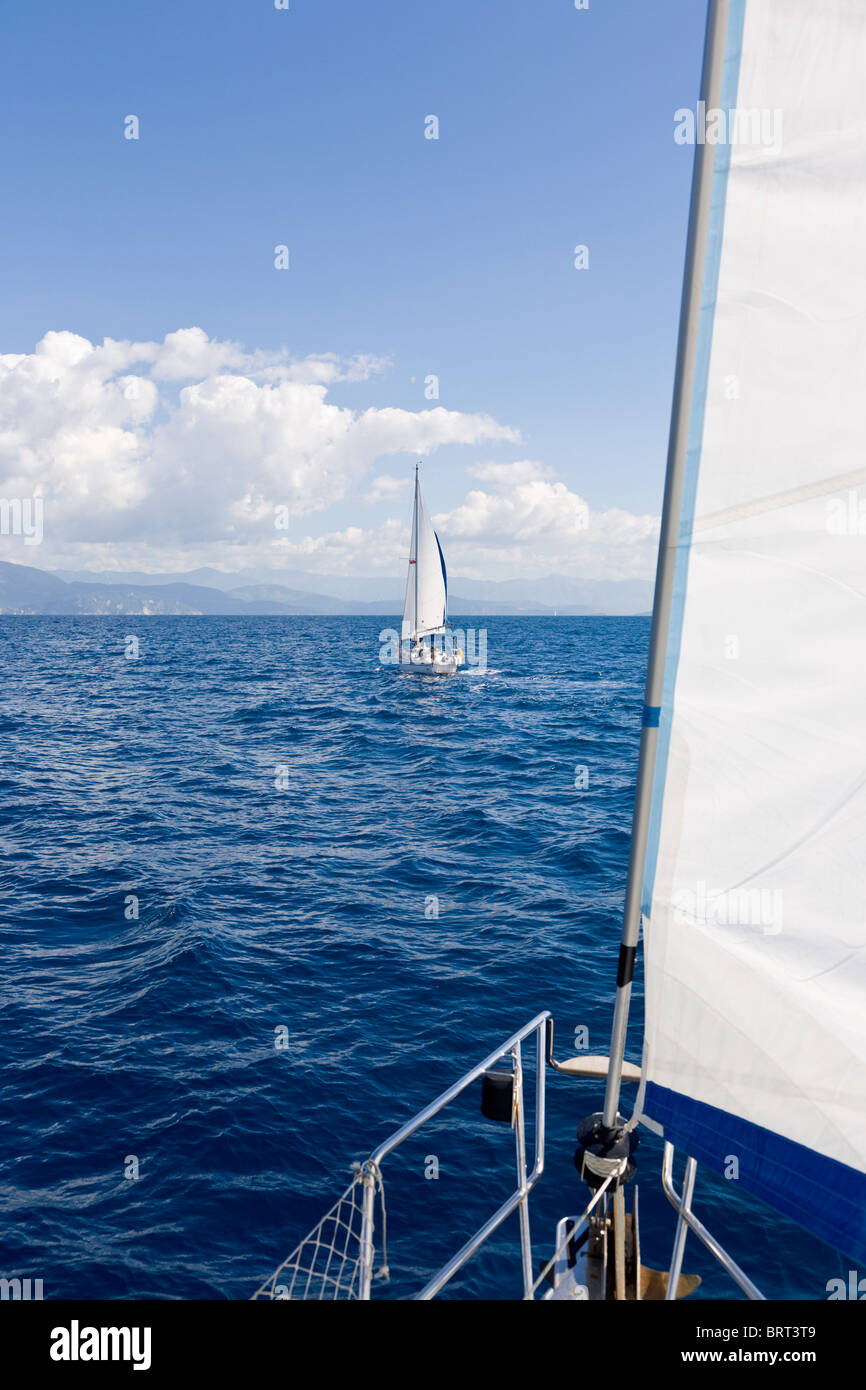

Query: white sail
401 473 447 640
636 0 866 1264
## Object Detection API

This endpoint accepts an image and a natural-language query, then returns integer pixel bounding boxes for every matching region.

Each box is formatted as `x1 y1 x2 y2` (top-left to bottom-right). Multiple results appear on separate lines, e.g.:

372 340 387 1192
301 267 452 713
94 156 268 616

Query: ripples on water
0 616 840 1298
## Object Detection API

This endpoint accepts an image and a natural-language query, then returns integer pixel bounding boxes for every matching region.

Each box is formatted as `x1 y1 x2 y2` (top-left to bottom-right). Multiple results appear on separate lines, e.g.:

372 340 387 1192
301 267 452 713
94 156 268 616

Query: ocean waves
0 615 833 1299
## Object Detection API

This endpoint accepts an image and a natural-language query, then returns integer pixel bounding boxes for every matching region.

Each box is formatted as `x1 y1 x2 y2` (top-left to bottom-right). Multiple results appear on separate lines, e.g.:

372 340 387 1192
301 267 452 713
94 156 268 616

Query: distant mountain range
0 560 652 616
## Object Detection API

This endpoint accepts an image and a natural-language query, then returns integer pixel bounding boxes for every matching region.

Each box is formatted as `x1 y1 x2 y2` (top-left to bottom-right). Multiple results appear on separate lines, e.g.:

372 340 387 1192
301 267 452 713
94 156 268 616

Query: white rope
580 1149 628 1182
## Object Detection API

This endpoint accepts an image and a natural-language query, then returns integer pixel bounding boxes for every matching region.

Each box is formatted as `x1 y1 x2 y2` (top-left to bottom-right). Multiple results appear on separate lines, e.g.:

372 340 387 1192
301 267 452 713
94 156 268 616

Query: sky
0 0 708 587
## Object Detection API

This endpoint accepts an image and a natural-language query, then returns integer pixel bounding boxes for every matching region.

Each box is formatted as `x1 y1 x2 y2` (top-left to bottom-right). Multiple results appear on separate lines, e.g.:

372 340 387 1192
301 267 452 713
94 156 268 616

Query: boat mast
414 461 420 643
600 0 732 1134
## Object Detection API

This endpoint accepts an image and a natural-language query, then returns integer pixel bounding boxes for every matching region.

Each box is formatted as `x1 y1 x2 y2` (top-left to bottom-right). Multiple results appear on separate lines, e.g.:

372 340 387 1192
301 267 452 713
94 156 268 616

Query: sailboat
254 0 866 1301
399 464 463 675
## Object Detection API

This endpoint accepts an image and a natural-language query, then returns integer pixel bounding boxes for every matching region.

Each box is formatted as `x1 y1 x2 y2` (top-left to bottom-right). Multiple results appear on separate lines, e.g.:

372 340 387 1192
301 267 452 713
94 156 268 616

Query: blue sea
0 616 843 1300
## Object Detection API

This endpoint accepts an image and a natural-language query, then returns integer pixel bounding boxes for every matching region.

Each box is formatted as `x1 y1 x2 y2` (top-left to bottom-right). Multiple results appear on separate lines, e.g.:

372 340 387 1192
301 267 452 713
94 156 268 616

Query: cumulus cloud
433 460 659 580
363 474 412 504
0 328 518 564
259 461 659 584
271 518 409 574
0 329 657 580
0 332 157 532
441 459 590 543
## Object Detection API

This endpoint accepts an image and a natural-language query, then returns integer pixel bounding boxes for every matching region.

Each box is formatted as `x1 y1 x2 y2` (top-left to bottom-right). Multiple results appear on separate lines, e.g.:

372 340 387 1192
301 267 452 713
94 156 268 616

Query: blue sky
0 0 708 582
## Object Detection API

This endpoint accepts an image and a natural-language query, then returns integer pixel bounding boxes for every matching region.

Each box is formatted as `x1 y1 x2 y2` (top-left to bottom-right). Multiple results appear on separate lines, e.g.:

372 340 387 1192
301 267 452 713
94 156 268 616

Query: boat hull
398 652 462 676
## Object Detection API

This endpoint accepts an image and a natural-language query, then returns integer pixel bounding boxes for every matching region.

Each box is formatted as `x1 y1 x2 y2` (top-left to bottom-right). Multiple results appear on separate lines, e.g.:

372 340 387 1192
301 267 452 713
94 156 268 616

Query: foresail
401 497 418 640
638 0 866 1264
403 483 446 639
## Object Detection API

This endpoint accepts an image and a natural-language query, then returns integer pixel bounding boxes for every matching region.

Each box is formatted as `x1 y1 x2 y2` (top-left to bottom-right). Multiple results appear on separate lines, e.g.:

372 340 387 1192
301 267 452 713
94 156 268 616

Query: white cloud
432 460 659 580
0 329 657 581
277 352 391 386
0 328 517 563
103 327 390 386
363 474 412 504
149 327 248 381
272 518 409 574
0 332 156 529
441 459 590 542
250 461 659 584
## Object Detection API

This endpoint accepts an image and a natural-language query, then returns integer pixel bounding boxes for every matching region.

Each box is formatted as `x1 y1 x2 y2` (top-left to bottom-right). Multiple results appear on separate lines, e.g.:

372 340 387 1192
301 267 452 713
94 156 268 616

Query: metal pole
368 1011 551 1169
661 1142 765 1300
601 0 733 1132
665 1148 697 1300
414 462 419 646
358 1165 377 1300
512 1042 534 1298
532 1013 546 1183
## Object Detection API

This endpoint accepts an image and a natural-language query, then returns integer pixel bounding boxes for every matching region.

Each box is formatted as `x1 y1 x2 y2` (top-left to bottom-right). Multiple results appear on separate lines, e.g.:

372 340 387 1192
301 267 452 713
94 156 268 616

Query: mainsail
401 467 448 640
627 0 866 1265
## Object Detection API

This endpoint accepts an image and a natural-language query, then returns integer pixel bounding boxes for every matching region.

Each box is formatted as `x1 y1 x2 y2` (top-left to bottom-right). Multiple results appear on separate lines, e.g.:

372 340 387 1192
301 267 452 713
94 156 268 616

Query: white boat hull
399 651 463 676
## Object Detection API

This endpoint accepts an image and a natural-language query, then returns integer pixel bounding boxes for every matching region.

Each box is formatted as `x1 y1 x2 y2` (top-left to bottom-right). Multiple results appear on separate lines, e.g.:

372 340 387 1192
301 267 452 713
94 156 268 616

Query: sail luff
601 0 735 1132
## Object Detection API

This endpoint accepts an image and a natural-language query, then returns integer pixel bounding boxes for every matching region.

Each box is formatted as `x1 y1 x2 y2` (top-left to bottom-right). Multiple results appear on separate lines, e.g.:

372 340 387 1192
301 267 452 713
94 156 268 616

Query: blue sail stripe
645 1082 866 1266
435 530 447 622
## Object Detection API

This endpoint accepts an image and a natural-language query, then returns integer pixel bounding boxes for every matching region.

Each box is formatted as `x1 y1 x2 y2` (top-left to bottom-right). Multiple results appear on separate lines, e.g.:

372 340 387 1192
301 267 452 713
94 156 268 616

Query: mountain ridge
0 560 651 616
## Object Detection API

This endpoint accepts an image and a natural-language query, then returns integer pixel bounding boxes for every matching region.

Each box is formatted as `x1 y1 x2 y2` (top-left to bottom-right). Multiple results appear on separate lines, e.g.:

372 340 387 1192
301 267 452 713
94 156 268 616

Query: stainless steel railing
300 1012 768 1302
356 1010 550 1299
661 1142 765 1300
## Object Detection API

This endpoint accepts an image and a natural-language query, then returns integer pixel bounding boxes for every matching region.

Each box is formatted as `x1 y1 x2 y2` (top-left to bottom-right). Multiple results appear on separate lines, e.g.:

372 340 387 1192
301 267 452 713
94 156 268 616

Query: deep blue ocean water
0 615 844 1300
